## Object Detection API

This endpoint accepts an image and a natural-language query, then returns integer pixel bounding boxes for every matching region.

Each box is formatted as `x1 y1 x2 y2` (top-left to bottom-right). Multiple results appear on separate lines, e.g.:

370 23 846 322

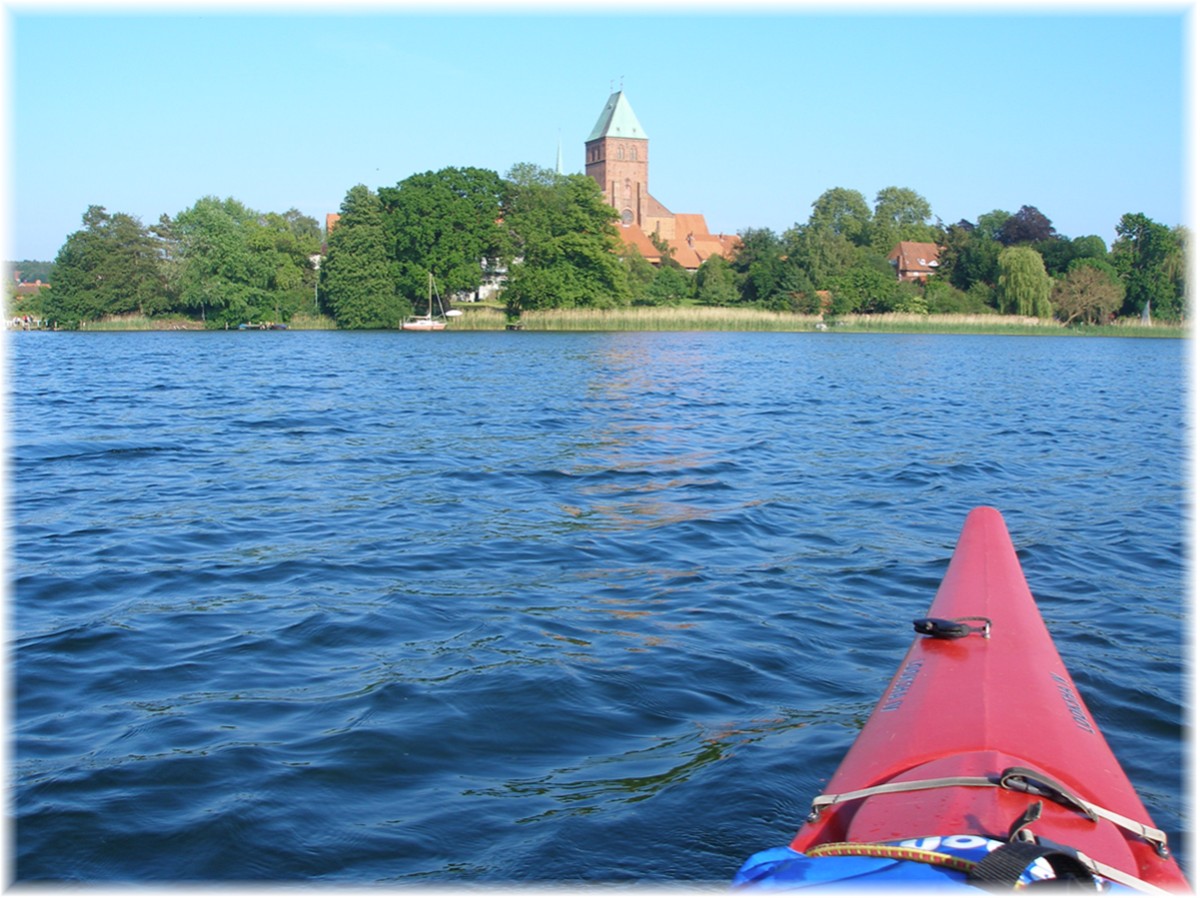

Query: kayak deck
763 507 1188 891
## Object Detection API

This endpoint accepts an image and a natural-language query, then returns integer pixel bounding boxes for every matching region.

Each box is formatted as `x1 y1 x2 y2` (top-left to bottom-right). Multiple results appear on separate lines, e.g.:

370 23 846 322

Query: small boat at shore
402 273 449 331
734 506 1189 892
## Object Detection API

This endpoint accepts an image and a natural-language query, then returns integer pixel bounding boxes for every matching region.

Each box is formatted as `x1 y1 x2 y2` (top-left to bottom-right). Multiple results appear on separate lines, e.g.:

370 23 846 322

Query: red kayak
735 506 1189 892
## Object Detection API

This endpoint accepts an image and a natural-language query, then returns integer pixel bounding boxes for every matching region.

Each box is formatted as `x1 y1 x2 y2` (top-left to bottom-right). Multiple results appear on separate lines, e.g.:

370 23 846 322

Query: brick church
585 91 739 270
326 90 740 274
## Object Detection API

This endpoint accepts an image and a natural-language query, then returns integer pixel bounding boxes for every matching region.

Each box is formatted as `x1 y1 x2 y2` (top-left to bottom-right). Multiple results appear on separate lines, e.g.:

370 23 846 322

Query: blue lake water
9 330 1189 884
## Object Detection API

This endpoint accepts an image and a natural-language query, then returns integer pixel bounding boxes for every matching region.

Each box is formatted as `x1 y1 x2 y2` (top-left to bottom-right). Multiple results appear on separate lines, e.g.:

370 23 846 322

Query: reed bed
511 307 1187 337
446 306 509 330
516 306 823 331
830 312 1187 338
1065 320 1188 338
80 315 202 331
830 312 1050 334
60 307 1189 338
287 313 338 330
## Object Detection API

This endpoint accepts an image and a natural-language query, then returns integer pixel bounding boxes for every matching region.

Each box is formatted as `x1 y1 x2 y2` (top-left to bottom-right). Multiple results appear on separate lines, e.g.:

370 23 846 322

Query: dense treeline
10 260 53 283
27 200 323 329
14 166 1189 329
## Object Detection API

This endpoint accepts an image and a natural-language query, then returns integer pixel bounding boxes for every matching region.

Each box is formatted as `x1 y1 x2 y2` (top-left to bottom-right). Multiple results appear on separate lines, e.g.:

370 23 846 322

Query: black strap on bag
967 840 1098 892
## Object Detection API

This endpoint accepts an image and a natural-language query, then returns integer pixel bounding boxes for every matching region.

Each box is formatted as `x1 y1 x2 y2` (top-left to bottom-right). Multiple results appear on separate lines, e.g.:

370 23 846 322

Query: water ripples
10 330 1187 883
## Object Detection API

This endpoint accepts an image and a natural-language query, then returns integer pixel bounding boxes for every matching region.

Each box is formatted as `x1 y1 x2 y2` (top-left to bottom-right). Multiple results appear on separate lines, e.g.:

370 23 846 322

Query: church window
621 208 634 225
631 147 638 161
618 145 625 160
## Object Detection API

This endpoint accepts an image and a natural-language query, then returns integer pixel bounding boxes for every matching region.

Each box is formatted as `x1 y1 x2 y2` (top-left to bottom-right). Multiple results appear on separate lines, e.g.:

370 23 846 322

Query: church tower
584 91 649 228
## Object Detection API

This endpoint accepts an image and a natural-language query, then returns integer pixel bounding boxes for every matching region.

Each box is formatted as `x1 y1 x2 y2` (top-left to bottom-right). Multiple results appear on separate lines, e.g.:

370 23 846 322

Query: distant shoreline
14 308 1188 338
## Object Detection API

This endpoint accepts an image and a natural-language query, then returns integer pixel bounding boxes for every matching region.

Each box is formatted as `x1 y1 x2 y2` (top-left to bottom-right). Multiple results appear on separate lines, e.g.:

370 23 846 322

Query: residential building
888 241 941 282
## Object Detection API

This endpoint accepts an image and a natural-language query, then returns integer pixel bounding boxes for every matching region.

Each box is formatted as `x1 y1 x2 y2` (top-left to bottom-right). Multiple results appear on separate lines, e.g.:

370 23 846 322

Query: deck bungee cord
733 507 1188 893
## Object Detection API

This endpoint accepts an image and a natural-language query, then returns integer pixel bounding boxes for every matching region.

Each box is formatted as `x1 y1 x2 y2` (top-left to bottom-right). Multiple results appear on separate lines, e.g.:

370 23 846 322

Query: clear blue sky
7 5 1191 262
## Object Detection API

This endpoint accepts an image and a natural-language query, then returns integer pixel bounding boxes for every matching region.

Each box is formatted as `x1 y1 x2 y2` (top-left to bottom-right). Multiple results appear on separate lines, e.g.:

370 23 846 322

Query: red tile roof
618 225 663 263
617 217 740 270
664 214 740 269
887 241 940 281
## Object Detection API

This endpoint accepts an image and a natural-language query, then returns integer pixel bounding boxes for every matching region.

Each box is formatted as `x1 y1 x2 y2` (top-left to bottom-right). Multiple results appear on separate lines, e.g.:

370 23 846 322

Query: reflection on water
571 336 749 536
470 715 808 825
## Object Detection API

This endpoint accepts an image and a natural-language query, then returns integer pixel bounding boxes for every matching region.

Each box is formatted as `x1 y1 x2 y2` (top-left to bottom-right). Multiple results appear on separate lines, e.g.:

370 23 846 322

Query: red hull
789 507 1188 891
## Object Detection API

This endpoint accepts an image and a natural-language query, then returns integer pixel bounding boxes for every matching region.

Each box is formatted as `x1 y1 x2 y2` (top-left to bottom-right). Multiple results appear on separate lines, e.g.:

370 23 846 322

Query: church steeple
586 90 648 142
585 90 650 227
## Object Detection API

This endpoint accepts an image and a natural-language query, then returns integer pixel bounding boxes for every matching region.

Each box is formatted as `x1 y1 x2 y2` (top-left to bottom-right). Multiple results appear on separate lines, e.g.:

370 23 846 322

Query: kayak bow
735 506 1189 892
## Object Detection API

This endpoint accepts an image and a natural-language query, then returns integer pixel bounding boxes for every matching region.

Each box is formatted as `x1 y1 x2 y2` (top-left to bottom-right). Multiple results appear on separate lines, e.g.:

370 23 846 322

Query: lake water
9 330 1189 885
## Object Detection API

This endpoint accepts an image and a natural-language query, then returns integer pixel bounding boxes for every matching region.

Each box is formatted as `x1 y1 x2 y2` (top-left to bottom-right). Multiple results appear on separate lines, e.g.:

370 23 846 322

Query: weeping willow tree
997 245 1053 318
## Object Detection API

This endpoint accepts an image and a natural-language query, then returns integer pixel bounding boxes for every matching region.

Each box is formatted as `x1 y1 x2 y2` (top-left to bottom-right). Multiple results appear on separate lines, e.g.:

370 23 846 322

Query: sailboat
402 272 450 331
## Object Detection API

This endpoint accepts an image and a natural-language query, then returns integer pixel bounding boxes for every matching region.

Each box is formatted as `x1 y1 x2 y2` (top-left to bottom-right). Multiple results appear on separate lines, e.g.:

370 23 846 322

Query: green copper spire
586 91 648 142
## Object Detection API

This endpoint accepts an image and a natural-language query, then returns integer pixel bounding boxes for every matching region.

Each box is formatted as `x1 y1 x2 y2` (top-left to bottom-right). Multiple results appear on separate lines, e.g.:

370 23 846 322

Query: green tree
936 221 1001 293
42 206 167 328
379 166 506 305
622 242 659 303
828 263 905 313
784 185 933 296
1037 233 1108 276
1071 234 1109 261
694 253 739 306
784 188 874 290
171 196 273 327
996 245 1052 317
645 265 692 305
808 187 873 245
1110 213 1186 320
924 279 992 315
319 185 404 328
976 210 1013 242
967 281 998 311
783 222 858 289
150 213 184 313
1034 237 1073 276
870 186 938 253
501 165 630 312
730 227 789 304
247 210 321 321
763 263 814 311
